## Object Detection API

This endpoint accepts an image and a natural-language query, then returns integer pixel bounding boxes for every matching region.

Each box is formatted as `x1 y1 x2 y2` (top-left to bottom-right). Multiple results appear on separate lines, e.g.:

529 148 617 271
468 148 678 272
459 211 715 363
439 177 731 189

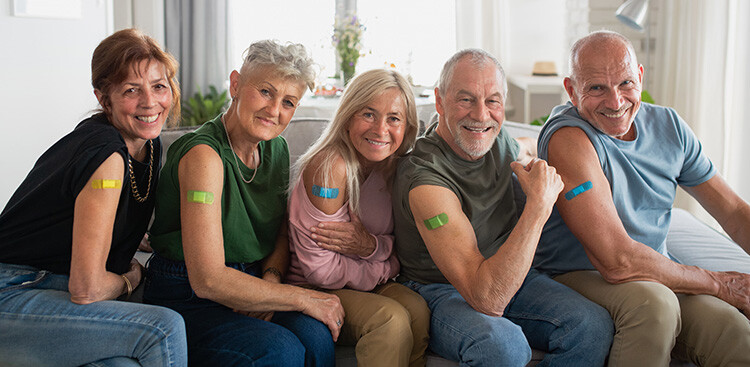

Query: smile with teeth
136 113 159 123
601 107 629 118
365 138 389 146
463 126 491 133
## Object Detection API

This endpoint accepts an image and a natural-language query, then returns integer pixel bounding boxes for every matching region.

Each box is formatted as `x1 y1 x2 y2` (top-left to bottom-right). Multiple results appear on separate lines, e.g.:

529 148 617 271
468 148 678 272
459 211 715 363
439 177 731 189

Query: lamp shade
615 0 649 32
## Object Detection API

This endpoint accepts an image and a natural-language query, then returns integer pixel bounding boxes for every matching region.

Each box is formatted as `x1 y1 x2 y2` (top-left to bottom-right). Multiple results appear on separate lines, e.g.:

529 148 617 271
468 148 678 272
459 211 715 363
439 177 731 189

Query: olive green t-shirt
150 115 289 263
392 122 520 284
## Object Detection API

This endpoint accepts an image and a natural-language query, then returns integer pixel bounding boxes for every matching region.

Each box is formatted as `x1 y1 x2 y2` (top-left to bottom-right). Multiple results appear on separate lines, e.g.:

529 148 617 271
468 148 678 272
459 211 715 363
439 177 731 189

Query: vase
342 65 356 86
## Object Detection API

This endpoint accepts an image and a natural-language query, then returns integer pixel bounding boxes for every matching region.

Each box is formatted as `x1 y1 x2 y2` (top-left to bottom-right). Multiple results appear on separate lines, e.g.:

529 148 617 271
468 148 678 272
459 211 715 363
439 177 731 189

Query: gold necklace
128 139 153 203
222 115 259 184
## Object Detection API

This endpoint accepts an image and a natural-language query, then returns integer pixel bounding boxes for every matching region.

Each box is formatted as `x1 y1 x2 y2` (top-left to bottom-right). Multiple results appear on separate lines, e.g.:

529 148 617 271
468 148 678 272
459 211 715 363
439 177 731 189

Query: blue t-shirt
533 102 716 275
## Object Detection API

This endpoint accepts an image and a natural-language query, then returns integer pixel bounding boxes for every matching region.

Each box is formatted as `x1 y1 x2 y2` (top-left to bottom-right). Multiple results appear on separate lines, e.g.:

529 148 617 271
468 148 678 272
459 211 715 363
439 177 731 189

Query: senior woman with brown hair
0 29 187 366
144 40 344 366
286 69 430 366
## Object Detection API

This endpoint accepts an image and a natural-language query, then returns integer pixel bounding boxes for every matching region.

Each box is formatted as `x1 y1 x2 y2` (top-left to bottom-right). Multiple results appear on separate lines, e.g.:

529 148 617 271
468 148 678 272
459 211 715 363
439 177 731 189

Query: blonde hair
292 69 418 213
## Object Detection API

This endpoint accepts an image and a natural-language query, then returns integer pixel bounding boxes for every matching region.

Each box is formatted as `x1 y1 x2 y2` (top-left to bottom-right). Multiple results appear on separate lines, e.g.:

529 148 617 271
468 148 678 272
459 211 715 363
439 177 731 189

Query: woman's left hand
310 210 376 257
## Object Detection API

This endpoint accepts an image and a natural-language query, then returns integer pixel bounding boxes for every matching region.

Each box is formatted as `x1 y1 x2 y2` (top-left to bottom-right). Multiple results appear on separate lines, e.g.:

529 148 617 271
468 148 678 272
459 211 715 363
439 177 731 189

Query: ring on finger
336 319 342 327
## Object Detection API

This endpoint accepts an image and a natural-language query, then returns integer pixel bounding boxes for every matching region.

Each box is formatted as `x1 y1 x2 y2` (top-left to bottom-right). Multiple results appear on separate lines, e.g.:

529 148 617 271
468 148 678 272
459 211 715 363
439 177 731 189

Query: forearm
69 270 136 304
468 201 551 315
721 203 750 254
291 226 391 290
592 240 721 296
360 234 393 261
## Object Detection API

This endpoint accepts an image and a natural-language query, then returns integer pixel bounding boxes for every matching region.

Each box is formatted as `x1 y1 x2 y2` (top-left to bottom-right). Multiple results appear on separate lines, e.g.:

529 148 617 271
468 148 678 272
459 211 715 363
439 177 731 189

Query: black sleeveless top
0 113 161 275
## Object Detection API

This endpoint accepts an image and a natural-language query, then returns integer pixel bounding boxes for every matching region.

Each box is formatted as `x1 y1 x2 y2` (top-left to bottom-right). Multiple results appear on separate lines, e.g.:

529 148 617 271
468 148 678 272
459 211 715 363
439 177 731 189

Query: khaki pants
555 270 750 367
329 282 430 367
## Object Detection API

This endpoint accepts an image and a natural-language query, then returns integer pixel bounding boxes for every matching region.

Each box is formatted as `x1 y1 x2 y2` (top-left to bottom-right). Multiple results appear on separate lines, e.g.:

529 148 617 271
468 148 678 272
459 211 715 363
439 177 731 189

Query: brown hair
91 28 181 126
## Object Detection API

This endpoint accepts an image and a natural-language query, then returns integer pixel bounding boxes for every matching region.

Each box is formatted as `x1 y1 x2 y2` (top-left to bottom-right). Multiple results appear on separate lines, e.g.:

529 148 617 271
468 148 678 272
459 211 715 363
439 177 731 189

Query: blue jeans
144 254 334 367
0 262 187 367
402 269 613 366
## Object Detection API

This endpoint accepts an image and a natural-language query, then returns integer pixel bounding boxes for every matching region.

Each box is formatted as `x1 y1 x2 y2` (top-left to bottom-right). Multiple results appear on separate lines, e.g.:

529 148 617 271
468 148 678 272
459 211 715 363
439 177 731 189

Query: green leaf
642 90 655 104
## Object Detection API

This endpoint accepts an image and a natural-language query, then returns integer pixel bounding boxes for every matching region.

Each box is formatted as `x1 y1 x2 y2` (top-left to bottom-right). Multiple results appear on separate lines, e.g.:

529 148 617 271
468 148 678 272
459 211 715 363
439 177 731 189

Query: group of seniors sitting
0 27 749 367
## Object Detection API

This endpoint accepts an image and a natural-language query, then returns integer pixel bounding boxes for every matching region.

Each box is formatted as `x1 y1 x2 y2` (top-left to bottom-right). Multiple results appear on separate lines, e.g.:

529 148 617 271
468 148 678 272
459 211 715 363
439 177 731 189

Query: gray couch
143 118 748 366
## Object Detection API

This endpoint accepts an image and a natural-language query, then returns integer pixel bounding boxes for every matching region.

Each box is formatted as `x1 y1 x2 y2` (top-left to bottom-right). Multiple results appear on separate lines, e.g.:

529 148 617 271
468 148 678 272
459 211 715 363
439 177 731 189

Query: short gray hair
240 40 317 91
569 30 637 79
437 49 507 100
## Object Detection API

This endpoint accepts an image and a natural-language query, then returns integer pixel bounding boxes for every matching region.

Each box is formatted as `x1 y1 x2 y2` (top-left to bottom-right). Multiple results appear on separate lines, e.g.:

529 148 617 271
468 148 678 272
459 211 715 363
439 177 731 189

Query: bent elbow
68 282 102 304
189 275 218 300
598 259 638 284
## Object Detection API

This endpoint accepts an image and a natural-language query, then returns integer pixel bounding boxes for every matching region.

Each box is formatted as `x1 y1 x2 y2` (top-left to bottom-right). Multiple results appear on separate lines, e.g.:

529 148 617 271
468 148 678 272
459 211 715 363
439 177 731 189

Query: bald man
533 30 750 366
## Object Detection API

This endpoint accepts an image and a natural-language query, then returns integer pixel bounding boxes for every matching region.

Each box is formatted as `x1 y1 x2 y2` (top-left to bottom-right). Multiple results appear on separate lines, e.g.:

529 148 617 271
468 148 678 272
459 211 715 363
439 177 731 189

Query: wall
0 0 111 208
506 0 567 77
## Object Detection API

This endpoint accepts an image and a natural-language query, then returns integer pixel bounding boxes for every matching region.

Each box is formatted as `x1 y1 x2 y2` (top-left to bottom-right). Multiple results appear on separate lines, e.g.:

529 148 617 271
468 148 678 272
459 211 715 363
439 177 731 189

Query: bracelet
262 267 283 280
121 274 133 300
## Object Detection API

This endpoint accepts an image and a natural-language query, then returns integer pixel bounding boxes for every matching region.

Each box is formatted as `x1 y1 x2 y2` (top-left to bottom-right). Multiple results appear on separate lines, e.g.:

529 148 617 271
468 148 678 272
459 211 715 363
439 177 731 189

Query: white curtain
164 0 229 98
455 0 510 65
653 0 750 225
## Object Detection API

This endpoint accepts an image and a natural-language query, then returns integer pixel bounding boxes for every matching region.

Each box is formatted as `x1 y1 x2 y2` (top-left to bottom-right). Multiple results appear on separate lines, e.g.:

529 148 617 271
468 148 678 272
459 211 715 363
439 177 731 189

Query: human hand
510 158 563 213
300 289 345 341
138 232 153 252
127 258 144 287
715 271 750 318
311 210 376 258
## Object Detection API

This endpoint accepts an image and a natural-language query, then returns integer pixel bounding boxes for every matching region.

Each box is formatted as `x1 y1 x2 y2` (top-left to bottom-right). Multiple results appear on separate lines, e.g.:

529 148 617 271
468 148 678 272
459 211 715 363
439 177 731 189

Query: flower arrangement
332 15 364 85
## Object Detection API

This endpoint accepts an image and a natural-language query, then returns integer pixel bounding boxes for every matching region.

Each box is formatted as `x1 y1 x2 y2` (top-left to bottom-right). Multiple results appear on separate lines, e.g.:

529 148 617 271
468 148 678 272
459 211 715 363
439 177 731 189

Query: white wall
505 0 567 77
0 0 111 208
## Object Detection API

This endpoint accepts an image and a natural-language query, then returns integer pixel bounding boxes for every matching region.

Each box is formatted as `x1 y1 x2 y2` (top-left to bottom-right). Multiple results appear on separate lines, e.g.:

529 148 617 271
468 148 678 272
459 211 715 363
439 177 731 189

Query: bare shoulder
302 149 348 215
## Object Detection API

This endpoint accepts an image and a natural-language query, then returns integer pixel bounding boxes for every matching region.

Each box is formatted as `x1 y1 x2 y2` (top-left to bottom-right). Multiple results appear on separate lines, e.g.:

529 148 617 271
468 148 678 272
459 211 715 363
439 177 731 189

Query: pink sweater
286 170 399 291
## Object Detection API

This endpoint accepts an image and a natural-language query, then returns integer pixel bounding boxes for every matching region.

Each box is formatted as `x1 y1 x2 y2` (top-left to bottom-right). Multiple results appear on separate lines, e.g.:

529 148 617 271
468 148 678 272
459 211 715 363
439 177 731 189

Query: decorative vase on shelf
332 15 364 87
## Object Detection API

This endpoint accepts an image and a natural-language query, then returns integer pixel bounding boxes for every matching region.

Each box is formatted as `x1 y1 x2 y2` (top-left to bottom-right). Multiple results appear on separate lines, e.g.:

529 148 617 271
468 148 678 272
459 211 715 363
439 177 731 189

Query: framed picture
12 0 82 19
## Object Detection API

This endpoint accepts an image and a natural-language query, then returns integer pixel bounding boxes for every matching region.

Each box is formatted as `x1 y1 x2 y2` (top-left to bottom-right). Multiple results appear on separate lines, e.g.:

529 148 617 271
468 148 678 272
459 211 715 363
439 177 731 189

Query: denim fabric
402 269 613 367
144 254 334 367
0 262 187 367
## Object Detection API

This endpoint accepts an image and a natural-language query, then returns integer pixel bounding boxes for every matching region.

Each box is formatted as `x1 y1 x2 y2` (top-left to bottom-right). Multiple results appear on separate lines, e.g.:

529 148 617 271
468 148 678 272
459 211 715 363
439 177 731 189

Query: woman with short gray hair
143 40 342 366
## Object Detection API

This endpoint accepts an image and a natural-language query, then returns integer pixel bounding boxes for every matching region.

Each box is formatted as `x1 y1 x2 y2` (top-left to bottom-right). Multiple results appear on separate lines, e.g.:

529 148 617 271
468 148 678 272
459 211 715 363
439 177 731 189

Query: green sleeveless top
150 114 290 263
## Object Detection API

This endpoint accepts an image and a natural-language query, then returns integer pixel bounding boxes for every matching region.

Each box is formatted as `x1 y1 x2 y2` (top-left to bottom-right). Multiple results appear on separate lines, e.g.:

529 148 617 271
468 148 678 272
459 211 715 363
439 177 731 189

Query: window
228 0 456 87
357 0 456 86
228 0 336 79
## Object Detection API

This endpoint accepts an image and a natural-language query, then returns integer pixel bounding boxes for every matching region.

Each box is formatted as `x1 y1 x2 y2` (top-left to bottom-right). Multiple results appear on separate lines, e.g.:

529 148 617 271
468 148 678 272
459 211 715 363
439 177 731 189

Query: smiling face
435 57 505 160
98 60 172 149
565 38 643 140
226 65 306 144
347 88 407 168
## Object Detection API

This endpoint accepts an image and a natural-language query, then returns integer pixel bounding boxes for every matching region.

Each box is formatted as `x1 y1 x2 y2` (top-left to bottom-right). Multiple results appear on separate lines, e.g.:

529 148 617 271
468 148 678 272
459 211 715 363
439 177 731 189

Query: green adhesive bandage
565 181 593 200
187 190 214 204
424 213 449 230
91 179 122 189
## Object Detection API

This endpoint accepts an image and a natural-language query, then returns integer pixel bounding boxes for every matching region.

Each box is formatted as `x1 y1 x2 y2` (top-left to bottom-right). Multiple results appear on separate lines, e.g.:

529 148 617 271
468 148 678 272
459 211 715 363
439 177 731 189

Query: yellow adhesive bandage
424 213 449 230
187 190 214 204
91 179 122 189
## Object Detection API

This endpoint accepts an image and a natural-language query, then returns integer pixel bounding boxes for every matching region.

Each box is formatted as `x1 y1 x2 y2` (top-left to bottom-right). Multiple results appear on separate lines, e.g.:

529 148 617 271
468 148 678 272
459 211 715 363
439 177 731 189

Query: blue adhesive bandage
312 185 339 199
564 181 593 200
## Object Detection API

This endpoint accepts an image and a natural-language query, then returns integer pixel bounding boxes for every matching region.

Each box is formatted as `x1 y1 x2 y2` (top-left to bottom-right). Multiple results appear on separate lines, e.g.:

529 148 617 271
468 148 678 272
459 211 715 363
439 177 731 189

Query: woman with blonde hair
144 40 343 366
286 68 430 366
0 28 187 366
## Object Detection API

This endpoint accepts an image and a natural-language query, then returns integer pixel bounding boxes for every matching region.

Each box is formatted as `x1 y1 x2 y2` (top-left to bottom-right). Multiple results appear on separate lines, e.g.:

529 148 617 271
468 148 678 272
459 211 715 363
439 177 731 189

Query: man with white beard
390 49 614 366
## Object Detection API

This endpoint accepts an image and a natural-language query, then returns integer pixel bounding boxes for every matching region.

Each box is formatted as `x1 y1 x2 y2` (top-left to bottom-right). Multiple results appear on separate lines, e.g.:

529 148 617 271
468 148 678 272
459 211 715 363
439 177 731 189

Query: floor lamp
615 0 650 91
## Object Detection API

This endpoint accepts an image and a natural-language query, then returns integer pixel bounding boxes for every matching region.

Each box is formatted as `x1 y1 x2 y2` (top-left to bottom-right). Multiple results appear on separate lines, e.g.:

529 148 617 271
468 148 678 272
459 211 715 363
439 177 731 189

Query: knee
368 301 414 344
560 301 614 358
620 282 680 339
463 321 531 366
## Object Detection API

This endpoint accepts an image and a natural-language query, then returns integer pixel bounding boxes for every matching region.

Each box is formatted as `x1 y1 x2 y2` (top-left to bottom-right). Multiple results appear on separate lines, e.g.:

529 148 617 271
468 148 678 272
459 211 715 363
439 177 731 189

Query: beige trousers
329 282 430 367
555 270 750 367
